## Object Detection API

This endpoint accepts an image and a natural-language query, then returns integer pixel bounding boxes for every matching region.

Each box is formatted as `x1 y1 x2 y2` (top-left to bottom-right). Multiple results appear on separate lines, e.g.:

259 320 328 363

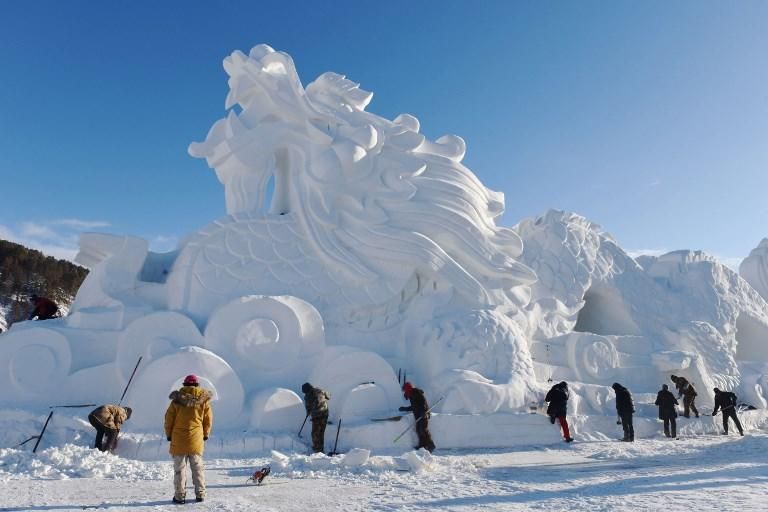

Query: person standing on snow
670 375 699 418
28 294 59 321
545 381 573 443
612 383 635 442
712 388 744 436
655 384 679 438
87 404 132 452
302 382 331 453
399 381 436 453
164 374 213 504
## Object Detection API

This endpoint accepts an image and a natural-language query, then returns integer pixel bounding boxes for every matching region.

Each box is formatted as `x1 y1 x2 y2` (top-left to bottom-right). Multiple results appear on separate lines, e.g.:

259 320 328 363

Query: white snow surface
2 428 768 511
1 45 768 456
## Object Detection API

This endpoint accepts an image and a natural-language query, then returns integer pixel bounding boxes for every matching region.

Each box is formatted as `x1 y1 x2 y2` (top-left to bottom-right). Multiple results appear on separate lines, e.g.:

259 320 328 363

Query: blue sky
1 1 766 266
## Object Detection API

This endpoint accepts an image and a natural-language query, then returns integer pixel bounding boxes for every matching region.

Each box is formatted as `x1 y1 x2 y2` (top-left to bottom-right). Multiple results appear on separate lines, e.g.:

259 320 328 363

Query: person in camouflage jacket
302 382 330 453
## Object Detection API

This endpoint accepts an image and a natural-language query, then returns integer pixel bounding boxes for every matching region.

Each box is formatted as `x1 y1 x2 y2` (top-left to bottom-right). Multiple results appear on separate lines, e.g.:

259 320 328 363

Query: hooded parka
164 386 213 456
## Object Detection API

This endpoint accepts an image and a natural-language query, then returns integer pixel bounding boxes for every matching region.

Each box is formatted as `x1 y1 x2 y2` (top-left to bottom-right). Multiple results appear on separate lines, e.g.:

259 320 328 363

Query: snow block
249 388 306 432
308 347 401 420
342 448 370 466
126 346 245 429
115 311 205 381
69 233 151 330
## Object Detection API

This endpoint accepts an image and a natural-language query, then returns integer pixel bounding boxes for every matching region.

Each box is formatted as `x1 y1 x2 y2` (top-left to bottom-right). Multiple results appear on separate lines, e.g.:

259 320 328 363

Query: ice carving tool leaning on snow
545 381 573 443
398 382 436 453
712 388 744 436
164 374 213 504
302 382 330 453
87 404 131 452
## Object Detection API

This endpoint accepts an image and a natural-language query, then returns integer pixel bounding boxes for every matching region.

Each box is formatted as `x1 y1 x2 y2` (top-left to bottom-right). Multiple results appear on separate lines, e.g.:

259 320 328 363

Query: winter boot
565 437 574 443
172 497 185 505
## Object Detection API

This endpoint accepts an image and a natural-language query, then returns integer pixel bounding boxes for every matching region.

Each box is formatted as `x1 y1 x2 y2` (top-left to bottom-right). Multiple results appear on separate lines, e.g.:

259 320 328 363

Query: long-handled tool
328 418 342 455
118 356 142 405
32 410 55 453
297 413 309 438
393 396 444 444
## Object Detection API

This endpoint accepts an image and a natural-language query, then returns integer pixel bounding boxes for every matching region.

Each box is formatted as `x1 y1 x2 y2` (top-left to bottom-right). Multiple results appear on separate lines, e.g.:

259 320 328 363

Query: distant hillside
0 239 88 331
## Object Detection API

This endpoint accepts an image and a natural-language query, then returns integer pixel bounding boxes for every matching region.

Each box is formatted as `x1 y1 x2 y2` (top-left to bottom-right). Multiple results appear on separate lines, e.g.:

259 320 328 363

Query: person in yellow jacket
164 374 213 504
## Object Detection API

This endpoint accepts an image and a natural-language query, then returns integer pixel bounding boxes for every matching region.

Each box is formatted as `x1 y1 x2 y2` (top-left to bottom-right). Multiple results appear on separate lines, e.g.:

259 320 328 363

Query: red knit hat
183 374 199 386
402 381 414 400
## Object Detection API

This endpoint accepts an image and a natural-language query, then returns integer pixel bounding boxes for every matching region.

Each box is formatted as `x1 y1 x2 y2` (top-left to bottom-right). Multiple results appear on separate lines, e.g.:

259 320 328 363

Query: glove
167 437 171 442
203 436 208 441
398 407 408 412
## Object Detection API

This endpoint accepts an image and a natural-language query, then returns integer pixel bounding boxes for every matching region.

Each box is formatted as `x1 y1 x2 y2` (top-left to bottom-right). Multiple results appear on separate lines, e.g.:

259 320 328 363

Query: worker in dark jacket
670 375 699 418
302 382 331 453
28 294 59 321
399 382 436 452
545 381 573 442
712 388 744 436
655 384 679 438
612 383 635 442
88 404 132 451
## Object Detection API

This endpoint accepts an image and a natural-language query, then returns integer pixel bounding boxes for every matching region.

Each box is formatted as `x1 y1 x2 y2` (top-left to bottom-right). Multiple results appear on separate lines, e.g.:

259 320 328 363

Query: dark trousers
415 418 436 453
722 408 743 435
311 413 328 453
619 412 634 441
88 413 118 451
683 396 699 418
663 417 677 437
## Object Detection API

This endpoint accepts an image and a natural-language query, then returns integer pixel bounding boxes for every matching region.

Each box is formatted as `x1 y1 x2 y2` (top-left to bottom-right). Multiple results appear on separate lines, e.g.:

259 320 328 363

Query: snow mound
0 444 168 481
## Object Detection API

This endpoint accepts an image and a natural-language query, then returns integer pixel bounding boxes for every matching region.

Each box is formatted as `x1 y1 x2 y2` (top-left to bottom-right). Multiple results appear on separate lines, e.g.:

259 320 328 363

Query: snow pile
1 47 768 451
0 444 168 481
267 448 471 477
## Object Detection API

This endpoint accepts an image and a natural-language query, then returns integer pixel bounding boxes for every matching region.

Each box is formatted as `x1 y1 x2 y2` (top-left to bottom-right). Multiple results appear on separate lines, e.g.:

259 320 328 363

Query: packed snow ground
2 428 767 511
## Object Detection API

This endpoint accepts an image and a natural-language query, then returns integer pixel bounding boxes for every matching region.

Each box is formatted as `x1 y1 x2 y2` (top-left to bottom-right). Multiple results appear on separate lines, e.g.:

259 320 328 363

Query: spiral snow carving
204 295 325 391
0 327 72 406
566 334 620 381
